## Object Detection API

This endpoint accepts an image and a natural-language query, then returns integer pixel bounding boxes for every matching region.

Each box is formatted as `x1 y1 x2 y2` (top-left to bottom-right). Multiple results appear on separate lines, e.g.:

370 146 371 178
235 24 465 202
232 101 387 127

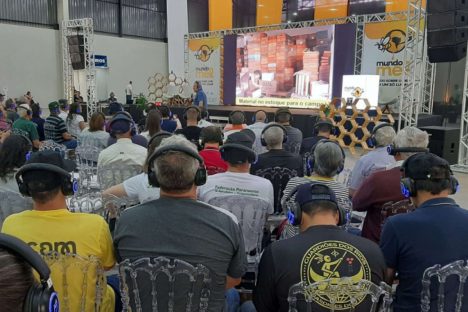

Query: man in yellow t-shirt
2 151 116 312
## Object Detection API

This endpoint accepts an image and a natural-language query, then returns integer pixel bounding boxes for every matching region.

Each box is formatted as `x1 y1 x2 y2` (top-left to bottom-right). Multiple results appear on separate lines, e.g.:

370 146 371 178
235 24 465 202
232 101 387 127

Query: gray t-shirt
284 125 303 155
113 197 247 311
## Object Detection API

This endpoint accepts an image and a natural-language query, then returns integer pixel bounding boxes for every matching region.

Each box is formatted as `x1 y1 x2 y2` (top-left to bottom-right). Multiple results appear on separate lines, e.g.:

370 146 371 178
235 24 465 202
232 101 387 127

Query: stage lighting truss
185 5 435 132
398 0 435 130
453 42 468 172
62 18 97 121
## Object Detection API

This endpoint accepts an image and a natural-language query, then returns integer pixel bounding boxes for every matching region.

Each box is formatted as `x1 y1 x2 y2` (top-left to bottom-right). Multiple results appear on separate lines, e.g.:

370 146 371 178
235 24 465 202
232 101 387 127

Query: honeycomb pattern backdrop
320 98 395 154
147 72 192 106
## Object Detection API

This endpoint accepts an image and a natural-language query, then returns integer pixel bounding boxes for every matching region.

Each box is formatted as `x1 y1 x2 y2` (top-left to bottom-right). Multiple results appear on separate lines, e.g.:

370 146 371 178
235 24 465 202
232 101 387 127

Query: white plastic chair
421 260 468 312
43 252 105 312
118 257 212 312
97 164 142 191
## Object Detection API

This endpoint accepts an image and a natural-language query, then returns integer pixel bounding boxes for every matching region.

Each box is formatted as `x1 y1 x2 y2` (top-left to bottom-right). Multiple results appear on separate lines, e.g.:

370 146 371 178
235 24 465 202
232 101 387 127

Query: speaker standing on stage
125 81 133 104
192 81 208 111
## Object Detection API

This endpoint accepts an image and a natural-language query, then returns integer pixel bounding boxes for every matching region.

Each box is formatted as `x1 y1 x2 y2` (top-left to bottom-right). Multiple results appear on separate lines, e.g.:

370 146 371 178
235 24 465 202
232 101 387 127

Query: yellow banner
236 97 326 109
209 0 232 31
315 0 348 20
256 0 283 26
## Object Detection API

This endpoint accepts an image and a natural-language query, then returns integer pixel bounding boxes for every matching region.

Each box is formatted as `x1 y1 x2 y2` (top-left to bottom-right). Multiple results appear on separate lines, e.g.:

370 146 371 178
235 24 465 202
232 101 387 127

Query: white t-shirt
198 171 274 214
123 173 160 204
58 111 68 123
125 84 133 96
66 114 84 137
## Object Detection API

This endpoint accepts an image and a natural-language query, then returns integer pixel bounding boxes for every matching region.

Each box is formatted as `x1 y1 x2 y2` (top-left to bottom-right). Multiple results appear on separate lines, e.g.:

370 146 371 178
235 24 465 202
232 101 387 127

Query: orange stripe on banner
315 0 348 20
256 0 283 26
209 0 232 31
386 0 426 12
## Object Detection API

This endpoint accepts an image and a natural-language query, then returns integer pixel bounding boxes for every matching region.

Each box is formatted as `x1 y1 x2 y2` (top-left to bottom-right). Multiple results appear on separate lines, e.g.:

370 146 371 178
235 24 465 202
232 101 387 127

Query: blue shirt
161 119 177 133
194 90 208 109
380 198 468 311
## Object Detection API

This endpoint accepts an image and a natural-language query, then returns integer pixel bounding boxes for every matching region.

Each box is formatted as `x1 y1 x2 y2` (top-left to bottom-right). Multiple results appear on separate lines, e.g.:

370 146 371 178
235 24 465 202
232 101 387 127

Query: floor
343 147 468 207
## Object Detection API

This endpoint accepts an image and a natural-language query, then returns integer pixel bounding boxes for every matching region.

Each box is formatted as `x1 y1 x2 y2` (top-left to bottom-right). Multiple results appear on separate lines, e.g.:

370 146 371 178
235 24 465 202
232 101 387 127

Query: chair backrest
97 164 142 191
288 278 393 312
40 140 68 153
254 166 298 214
0 190 33 229
102 193 137 219
43 252 105 312
337 168 353 188
381 199 415 227
68 192 104 215
119 257 212 312
421 260 468 312
76 145 100 166
206 195 269 255
302 152 312 176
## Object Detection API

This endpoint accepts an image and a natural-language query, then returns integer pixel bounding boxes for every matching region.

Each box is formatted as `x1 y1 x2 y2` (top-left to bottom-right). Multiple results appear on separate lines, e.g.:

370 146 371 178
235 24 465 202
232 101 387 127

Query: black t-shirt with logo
253 225 386 312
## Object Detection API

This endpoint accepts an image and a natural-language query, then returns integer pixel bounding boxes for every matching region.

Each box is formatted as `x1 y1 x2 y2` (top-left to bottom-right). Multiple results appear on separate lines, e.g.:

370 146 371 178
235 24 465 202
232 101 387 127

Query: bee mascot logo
195 45 214 62
376 29 406 54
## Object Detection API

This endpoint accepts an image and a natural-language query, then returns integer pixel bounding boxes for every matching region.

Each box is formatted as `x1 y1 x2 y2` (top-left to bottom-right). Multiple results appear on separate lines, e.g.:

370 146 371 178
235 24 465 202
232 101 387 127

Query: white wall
0 22 168 106
93 34 168 102
167 0 188 77
0 23 62 105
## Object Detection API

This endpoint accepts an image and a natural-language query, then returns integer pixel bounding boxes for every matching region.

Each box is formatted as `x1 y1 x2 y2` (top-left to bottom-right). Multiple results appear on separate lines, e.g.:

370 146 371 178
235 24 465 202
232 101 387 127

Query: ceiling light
257 4 264 7
293 12 298 16
287 20 292 23
330 8 337 11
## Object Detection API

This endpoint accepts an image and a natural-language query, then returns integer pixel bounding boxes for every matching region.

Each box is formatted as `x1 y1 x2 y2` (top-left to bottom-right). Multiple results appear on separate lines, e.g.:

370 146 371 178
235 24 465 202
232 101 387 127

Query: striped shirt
281 176 351 213
281 176 351 239
44 115 67 143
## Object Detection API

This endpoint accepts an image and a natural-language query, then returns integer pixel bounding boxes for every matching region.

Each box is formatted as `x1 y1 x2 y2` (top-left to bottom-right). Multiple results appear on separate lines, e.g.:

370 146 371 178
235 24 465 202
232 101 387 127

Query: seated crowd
0 96 467 312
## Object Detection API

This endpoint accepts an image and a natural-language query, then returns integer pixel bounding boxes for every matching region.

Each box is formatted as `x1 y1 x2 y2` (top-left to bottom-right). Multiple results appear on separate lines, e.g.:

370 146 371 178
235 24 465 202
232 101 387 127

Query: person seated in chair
300 118 335 155
282 140 349 219
44 101 77 149
175 106 202 148
250 123 303 175
349 123 396 197
159 105 177 133
247 110 268 155
57 99 69 123
98 112 147 167
352 127 429 244
224 111 247 137
12 103 41 150
106 110 148 148
0 135 32 194
2 151 117 311
381 152 468 312
254 183 386 312
274 108 302 155
198 126 228 175
113 135 247 311
198 131 274 214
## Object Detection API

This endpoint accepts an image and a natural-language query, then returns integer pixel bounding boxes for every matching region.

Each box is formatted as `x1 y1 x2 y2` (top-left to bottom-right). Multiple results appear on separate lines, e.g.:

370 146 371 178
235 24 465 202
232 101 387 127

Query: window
0 0 57 27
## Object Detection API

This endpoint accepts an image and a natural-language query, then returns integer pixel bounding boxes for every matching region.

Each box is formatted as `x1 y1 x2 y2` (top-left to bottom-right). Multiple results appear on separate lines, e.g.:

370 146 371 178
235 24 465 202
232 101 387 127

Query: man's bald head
255 110 267 123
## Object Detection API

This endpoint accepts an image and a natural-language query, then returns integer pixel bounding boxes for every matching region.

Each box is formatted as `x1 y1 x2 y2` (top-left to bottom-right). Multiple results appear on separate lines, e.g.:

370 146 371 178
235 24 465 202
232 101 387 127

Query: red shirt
199 148 228 175
352 167 405 243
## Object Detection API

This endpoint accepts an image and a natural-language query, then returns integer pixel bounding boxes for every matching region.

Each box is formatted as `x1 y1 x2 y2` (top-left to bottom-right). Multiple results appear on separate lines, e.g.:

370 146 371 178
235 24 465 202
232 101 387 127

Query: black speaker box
67 35 85 70
428 42 467 63
419 126 460 165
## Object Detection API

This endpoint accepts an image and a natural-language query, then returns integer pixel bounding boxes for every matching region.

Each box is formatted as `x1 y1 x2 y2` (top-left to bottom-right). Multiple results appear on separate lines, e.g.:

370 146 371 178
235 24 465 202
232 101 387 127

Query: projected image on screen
235 25 334 109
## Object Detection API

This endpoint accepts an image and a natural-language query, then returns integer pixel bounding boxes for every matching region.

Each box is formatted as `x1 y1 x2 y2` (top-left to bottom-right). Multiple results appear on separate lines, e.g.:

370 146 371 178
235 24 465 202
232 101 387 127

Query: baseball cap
402 152 451 180
48 101 59 111
221 132 256 164
241 128 256 142
18 104 31 111
295 183 337 207
26 150 76 172
20 151 77 191
223 132 254 152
